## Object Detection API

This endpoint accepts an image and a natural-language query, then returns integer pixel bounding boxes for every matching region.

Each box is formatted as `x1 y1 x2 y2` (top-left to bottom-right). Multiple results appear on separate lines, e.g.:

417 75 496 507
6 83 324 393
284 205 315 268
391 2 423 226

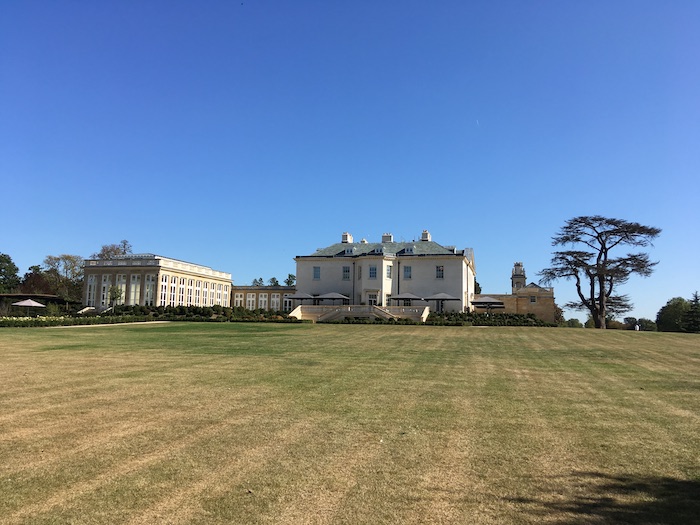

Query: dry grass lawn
0 323 698 524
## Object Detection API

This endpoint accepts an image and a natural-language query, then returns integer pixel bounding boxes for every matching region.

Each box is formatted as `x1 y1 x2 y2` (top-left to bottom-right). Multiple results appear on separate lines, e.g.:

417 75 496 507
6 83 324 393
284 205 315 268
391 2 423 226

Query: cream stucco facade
294 231 476 313
82 254 231 308
231 285 296 312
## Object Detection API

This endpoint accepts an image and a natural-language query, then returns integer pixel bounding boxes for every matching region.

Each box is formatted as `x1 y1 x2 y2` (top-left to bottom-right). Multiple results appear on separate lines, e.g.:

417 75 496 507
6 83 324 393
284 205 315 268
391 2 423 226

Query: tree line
251 275 296 287
2 217 698 332
0 241 134 304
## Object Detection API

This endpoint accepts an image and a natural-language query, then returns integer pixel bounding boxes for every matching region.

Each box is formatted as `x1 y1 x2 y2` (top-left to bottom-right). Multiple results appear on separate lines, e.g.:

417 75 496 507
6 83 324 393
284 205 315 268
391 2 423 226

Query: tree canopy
0 253 21 293
656 297 690 332
42 254 84 302
539 215 660 329
681 292 700 333
44 254 83 282
91 240 133 259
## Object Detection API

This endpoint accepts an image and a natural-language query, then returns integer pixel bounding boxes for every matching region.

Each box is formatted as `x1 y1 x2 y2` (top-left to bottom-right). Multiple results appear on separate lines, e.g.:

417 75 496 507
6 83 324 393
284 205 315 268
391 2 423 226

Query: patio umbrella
316 292 350 305
285 292 314 305
471 296 505 315
286 292 314 300
12 299 46 308
423 293 459 301
316 292 350 300
423 292 459 312
12 298 46 316
390 292 424 305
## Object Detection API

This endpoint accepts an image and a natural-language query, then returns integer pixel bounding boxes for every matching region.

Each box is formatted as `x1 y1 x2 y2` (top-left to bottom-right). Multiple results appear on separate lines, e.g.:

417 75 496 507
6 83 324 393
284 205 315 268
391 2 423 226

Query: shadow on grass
510 471 700 524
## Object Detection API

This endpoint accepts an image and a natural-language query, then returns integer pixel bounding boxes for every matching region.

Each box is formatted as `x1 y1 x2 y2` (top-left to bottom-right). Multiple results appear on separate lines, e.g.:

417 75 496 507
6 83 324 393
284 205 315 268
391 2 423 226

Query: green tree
43 254 84 302
656 297 690 332
564 318 583 328
539 216 661 329
0 253 21 293
284 274 296 287
19 266 53 294
91 240 133 259
681 291 700 333
553 304 565 324
638 318 657 331
43 254 83 281
108 285 123 308
474 280 482 294
268 277 280 286
252 277 264 286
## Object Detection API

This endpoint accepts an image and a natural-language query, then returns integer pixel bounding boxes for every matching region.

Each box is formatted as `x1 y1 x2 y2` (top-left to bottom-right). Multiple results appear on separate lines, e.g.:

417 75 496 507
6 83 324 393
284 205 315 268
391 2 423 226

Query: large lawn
1 323 698 524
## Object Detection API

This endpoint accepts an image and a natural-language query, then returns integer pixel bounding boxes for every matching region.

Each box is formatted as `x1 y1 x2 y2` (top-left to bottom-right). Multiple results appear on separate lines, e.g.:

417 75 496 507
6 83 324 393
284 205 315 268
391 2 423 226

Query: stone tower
511 262 526 293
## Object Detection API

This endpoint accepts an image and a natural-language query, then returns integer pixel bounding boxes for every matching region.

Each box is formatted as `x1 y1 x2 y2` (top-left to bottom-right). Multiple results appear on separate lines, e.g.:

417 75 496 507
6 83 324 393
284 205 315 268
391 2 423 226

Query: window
357 266 362 280
530 296 537 303
271 293 281 310
369 266 377 279
246 293 256 310
115 274 127 305
160 275 169 306
178 278 186 306
385 294 391 306
187 279 194 306
234 293 244 307
436 265 444 279
145 275 156 306
170 276 177 305
100 275 111 306
403 266 412 279
342 266 350 280
259 293 268 310
367 293 378 306
223 285 229 307
386 265 392 279
86 275 96 306
129 274 141 305
313 266 321 280
283 293 293 312
195 281 201 306
203 282 209 306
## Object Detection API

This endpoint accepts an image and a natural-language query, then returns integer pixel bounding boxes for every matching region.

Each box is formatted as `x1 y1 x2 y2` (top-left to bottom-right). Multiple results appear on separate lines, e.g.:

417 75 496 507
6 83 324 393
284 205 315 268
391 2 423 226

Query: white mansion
293 230 476 314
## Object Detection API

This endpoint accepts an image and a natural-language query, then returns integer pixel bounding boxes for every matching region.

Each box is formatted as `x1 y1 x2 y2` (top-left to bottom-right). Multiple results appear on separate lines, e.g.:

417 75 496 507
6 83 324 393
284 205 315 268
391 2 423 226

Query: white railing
289 305 430 323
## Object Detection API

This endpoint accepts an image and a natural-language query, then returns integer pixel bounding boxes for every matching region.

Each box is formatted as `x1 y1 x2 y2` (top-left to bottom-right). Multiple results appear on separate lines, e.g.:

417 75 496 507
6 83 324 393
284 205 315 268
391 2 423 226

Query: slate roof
525 282 544 288
301 241 466 258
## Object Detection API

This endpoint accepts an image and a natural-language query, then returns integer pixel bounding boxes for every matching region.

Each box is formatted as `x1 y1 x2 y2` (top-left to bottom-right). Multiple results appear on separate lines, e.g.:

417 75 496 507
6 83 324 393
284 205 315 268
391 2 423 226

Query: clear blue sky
2 1 698 322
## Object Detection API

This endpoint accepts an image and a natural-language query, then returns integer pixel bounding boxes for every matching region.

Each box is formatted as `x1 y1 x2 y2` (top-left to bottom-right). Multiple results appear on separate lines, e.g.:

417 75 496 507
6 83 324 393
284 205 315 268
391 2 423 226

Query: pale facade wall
230 286 295 311
83 255 231 308
477 262 557 323
296 254 476 312
474 288 557 323
301 259 357 298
